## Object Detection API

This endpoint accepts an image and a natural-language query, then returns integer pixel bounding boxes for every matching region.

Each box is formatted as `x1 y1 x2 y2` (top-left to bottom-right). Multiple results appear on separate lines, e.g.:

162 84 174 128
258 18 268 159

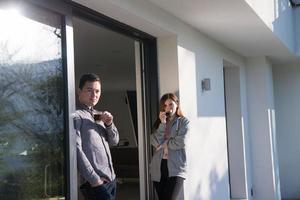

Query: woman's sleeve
168 118 190 150
150 123 166 147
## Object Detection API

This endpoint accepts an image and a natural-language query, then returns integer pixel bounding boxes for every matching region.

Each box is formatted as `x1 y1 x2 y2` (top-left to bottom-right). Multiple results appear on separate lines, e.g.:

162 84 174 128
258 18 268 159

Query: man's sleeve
73 113 101 185
106 123 119 146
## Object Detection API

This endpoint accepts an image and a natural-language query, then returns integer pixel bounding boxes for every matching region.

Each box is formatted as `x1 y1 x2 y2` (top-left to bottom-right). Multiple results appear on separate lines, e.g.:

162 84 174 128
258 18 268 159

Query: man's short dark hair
79 73 101 89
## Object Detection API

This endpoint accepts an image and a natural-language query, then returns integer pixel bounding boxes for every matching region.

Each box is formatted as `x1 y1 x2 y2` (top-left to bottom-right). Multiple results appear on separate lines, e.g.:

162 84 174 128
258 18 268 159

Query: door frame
70 3 159 199
223 63 248 199
26 1 78 199
0 0 77 199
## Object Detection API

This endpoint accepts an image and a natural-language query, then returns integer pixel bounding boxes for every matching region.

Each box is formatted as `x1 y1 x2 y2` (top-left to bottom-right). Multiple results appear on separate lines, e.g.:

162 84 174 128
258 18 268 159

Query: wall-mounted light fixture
201 78 211 91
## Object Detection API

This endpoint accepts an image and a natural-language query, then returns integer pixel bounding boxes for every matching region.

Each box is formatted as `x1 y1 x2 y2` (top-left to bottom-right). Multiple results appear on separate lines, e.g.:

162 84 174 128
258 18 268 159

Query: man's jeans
80 180 117 200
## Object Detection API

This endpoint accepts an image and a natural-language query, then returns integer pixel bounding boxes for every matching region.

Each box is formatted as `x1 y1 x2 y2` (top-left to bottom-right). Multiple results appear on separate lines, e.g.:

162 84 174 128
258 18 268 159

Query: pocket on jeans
93 184 111 199
93 183 108 193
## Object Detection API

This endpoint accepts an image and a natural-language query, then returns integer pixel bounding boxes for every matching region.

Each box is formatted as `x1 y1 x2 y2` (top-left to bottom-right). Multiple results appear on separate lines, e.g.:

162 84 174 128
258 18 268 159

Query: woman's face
164 99 178 116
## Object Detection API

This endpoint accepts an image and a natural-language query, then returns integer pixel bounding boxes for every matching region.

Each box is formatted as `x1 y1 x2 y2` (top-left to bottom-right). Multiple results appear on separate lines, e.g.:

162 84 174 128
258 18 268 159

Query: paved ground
116 180 140 200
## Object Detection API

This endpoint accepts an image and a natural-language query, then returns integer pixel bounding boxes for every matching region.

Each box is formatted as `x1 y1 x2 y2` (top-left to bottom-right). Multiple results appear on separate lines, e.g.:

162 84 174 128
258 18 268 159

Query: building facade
0 0 299 199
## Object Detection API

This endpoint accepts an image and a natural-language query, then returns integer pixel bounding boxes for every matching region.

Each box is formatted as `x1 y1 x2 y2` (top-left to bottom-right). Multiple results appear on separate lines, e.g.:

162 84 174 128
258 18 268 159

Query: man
73 73 119 200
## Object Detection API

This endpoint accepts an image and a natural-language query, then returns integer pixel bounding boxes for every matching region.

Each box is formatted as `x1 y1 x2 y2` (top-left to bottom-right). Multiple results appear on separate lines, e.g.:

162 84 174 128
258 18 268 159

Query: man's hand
91 179 104 187
101 111 113 126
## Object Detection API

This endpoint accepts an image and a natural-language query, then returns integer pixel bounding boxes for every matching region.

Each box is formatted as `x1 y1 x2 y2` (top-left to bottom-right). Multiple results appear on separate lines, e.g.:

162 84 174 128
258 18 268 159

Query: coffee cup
165 111 171 118
93 111 102 121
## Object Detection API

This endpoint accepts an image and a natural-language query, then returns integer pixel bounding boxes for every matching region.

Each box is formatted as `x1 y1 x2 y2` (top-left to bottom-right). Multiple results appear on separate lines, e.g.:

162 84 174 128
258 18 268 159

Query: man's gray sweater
73 105 119 185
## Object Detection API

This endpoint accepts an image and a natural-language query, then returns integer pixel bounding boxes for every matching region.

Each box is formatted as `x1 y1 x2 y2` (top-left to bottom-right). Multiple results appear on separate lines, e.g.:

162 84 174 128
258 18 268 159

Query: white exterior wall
244 0 295 53
273 64 300 199
245 57 281 200
175 29 248 200
73 0 255 199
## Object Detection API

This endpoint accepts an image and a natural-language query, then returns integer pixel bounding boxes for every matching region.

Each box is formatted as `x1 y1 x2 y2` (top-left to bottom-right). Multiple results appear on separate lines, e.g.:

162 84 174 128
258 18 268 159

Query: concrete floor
116 180 140 200
78 180 140 200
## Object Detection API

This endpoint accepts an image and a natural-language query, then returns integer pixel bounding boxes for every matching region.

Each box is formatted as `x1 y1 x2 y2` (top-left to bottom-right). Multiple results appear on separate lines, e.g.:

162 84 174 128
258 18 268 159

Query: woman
150 93 189 200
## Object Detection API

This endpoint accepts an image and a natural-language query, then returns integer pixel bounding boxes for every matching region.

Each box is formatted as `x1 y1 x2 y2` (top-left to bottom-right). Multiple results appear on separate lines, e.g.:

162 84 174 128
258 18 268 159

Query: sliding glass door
0 1 157 199
0 3 66 199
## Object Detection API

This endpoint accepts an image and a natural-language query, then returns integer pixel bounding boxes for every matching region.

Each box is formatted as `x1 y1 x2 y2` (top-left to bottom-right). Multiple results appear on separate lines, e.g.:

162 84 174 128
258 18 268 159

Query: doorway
223 61 248 199
72 13 155 199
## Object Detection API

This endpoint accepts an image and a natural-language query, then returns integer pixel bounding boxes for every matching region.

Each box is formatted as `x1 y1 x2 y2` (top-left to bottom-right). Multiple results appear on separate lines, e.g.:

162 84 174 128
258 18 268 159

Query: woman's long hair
153 93 184 129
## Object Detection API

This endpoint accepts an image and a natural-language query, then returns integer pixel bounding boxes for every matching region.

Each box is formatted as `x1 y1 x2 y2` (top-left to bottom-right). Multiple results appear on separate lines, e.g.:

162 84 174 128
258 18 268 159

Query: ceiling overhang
147 0 300 64
73 0 300 64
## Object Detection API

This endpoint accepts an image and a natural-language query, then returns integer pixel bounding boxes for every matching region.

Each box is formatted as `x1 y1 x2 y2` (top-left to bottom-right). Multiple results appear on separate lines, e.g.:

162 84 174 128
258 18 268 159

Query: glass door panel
0 4 65 200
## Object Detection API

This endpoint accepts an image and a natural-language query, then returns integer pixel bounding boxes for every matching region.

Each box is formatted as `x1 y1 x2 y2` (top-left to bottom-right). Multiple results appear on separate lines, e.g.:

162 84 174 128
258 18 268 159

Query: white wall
173 23 250 200
73 0 252 199
244 0 295 53
245 57 281 200
273 64 300 199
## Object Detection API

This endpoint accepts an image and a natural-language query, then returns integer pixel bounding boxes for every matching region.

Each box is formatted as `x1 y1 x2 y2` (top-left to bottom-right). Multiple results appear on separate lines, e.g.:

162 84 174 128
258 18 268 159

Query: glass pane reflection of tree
0 7 65 200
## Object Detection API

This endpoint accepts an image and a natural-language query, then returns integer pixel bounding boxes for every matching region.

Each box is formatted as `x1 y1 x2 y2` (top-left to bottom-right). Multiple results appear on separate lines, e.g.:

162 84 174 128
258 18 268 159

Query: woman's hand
159 111 167 124
156 142 168 151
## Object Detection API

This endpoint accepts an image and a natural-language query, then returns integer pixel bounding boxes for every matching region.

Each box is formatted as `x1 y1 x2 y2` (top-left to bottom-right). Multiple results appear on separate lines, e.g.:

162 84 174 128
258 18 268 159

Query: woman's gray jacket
149 116 189 182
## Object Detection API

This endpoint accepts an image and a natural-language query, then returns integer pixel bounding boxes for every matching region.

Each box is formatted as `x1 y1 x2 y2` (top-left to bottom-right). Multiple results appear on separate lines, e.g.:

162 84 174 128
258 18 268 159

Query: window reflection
0 6 65 200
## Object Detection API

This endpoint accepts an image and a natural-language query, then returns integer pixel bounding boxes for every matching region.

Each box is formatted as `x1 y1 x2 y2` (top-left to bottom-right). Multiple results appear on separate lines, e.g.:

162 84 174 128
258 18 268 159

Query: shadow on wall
192 167 228 200
185 118 229 200
273 65 300 199
273 1 300 198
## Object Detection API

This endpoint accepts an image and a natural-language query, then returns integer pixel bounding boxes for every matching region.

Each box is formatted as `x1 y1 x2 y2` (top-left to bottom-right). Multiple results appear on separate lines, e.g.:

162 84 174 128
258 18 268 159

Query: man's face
78 81 101 107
